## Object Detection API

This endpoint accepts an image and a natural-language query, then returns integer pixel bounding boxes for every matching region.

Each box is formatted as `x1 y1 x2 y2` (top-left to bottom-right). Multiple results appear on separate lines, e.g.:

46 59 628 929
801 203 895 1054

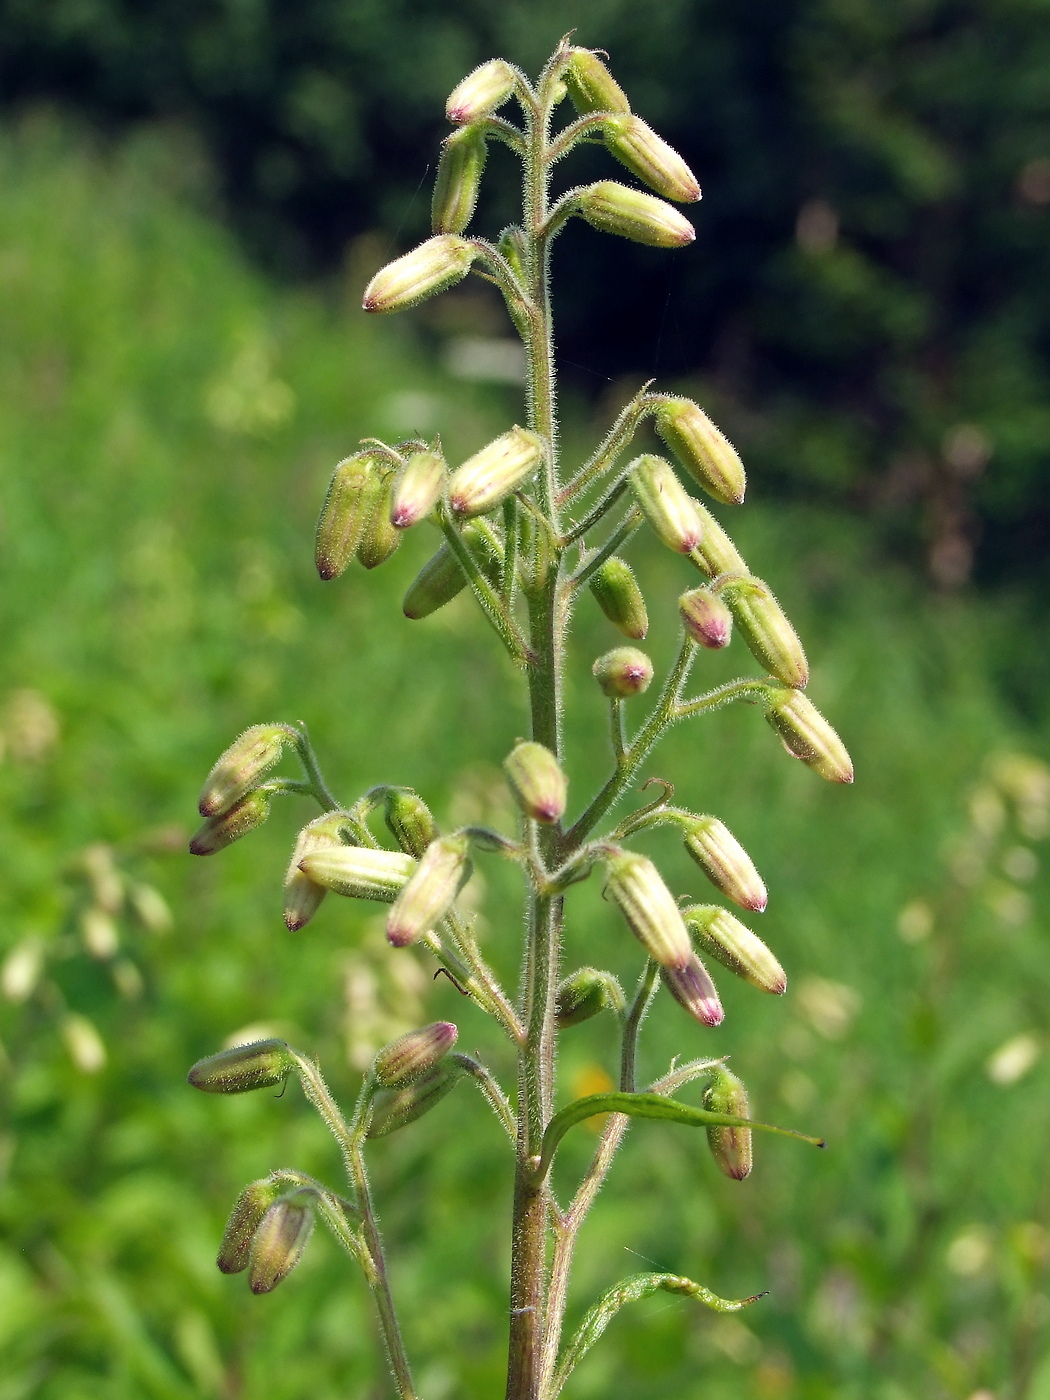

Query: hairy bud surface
765 689 854 784
316 456 376 580
685 904 785 994
198 723 291 818
661 954 724 1027
217 1178 283 1275
363 236 476 314
679 587 733 649
367 1060 463 1137
656 399 746 504
299 845 416 901
589 557 648 639
630 455 704 553
446 60 516 124
249 1198 314 1294
703 1066 753 1179
448 427 543 517
386 835 471 946
564 49 631 115
605 850 692 969
603 116 701 203
722 579 809 689
402 520 502 619
189 791 269 856
373 1021 458 1088
503 741 567 824
683 817 767 911
578 182 695 248
188 1039 294 1094
592 646 654 698
391 449 446 529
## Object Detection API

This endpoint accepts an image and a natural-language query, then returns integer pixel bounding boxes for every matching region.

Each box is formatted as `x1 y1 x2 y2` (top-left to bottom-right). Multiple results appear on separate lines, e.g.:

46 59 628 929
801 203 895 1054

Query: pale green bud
556 967 625 1028
578 181 695 248
386 834 471 947
683 818 767 912
592 646 653 698
605 850 693 969
503 741 567 824
630 455 704 553
391 449 446 529
384 789 439 858
248 1197 314 1294
564 49 631 115
432 126 488 234
661 954 724 1027
316 455 375 580
357 473 402 570
217 1178 283 1275
299 845 416 901
603 115 701 204
402 519 503 619
690 501 748 578
722 579 808 689
446 59 516 124
589 557 648 639
765 689 854 784
372 1021 458 1088
189 791 269 856
284 813 354 932
187 1038 294 1094
198 723 292 818
655 399 746 504
362 235 476 314
703 1066 752 1180
448 427 543 517
684 903 785 995
679 587 732 649
367 1060 463 1138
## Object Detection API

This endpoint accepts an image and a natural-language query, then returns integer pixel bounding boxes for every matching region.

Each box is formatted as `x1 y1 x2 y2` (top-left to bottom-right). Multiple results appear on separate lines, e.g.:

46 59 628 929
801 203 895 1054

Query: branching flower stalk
186 38 852 1400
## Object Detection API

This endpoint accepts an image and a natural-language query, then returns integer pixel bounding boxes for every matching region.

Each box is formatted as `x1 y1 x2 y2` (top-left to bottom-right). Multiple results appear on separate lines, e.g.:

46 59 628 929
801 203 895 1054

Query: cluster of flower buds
190 723 297 855
215 1176 318 1293
703 1065 752 1179
504 741 567 824
284 812 355 932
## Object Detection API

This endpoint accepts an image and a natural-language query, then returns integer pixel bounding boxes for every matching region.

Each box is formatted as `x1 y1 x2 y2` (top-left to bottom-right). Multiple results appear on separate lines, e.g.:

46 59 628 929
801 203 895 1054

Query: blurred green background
1 4 1050 1399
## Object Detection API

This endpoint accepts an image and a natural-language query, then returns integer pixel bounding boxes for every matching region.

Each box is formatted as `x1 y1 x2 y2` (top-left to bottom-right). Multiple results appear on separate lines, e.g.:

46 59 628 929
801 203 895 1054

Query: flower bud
630 455 704 553
690 501 748 578
503 741 567 824
605 850 692 969
385 789 439 858
684 904 785 995
362 235 476 314
679 587 732 649
446 59 516 124
198 724 291 818
386 834 471 947
592 646 653 698
284 813 353 931
432 126 488 234
765 689 853 784
564 49 631 115
372 1021 458 1088
248 1197 314 1294
299 845 416 902
391 449 446 529
402 519 503 619
655 399 745 505
703 1065 752 1180
367 1059 463 1137
556 967 625 1028
188 1038 294 1094
589 557 648 639
603 116 701 203
217 1178 283 1274
189 791 269 856
448 426 543 517
722 579 808 689
683 818 767 912
661 954 724 1027
578 181 695 248
316 456 375 580
357 473 402 570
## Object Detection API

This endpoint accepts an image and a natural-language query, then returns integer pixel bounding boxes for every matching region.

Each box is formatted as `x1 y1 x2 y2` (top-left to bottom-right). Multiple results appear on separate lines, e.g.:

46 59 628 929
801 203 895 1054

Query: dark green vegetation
1 118 1050 1400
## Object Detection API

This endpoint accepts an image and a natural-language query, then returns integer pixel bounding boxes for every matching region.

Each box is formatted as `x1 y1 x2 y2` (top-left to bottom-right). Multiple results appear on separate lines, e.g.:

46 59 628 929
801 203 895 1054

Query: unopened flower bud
564 49 631 115
703 1065 752 1180
188 1038 294 1094
630 455 704 553
316 456 375 580
386 834 471 947
448 427 543 517
362 235 476 314
373 1021 458 1088
249 1197 314 1294
391 449 446 529
603 116 701 203
357 473 402 570
661 954 724 1027
556 967 625 1027
592 646 653 698
402 520 503 619
765 689 853 784
679 587 732 649
284 813 353 931
684 903 785 995
683 818 767 912
198 723 292 818
655 399 745 504
446 59 516 124
189 791 270 856
432 126 488 234
503 741 567 824
722 579 808 689
578 181 695 248
367 1060 463 1137
589 557 648 639
299 845 416 902
385 789 439 858
605 850 692 969
690 501 748 578
217 1178 283 1274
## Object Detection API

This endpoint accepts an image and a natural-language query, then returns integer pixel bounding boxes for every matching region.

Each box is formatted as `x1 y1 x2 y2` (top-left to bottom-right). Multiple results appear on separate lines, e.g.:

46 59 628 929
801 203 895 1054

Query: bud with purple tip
284 813 353 932
217 1178 283 1275
432 126 488 234
661 953 724 1027
765 689 854 784
362 236 476 315
655 399 746 505
589 557 648 639
386 834 471 947
703 1065 752 1179
391 449 446 529
446 60 516 124
503 741 567 824
373 1021 458 1088
198 723 293 818
722 578 808 689
299 845 416 902
629 456 704 553
578 183 695 249
316 455 376 580
683 817 767 912
448 427 543 517
189 791 270 856
248 1197 315 1294
684 904 785 995
188 1038 294 1094
603 116 701 204
367 1060 463 1137
592 646 653 698
679 587 732 649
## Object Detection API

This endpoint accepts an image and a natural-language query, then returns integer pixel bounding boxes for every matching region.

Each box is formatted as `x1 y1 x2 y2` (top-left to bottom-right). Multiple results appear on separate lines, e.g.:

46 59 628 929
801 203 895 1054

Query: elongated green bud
432 127 487 234
188 1038 294 1094
217 1178 283 1274
590 557 648 639
385 789 439 858
603 116 701 203
679 587 732 649
684 904 785 995
391 449 446 529
579 181 695 248
656 399 745 505
357 473 402 570
556 967 625 1028
316 455 375 580
765 689 854 784
564 49 631 115
605 850 692 969
299 845 416 901
703 1066 752 1180
446 59 516 124
367 1059 463 1137
722 579 808 689
198 723 292 818
373 1021 458 1088
402 519 503 619
448 427 543 517
189 791 269 856
248 1197 314 1294
691 501 748 578
362 235 476 314
386 834 471 947
661 954 724 1027
683 818 767 912
630 455 704 553
592 646 653 698
503 741 567 824
284 812 354 931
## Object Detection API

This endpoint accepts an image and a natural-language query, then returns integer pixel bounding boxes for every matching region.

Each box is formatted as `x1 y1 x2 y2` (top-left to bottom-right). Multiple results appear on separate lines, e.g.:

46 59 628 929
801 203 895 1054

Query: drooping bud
217 1178 283 1274
391 449 446 529
605 850 692 969
661 954 724 1027
367 1059 463 1137
683 817 767 912
299 845 416 902
655 399 746 505
284 813 354 932
372 1021 458 1088
198 724 292 818
402 519 503 619
189 791 270 856
448 427 543 517
432 126 488 234
722 579 808 689
503 741 567 824
187 1038 294 1094
385 789 439 858
592 646 654 698
357 473 402 570
563 49 631 115
446 59 517 124
629 455 704 554
316 455 376 580
684 904 786 995
578 182 695 249
556 967 625 1028
248 1197 315 1294
679 587 732 649
603 116 701 203
362 235 476 314
386 834 471 947
703 1065 752 1180
691 501 748 578
589 557 648 639
765 689 853 784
